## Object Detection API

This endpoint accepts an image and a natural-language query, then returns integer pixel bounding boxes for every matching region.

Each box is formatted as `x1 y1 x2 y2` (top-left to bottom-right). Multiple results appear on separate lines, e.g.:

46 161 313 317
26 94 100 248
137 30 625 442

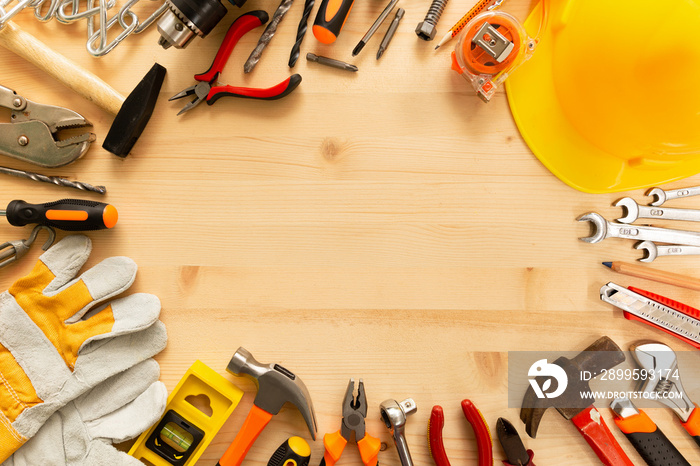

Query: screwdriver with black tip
0 199 118 231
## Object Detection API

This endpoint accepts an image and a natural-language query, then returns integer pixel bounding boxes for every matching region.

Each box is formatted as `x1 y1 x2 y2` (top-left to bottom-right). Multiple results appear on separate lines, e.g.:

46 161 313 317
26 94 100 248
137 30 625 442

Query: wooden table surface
2 0 700 464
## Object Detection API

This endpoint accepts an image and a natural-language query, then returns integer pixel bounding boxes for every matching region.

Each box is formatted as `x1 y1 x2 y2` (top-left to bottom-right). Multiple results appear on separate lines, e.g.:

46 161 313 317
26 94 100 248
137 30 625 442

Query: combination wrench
646 186 700 206
616 197 700 224
635 241 700 262
578 213 700 246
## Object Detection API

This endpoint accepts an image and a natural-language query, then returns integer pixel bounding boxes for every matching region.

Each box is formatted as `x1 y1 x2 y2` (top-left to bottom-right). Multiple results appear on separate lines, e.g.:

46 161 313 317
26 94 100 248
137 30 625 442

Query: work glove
0 235 166 462
3 358 167 466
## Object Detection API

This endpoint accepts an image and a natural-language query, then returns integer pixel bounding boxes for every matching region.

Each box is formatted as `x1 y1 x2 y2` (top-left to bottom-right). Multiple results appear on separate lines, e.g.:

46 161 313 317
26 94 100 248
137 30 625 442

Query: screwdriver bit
306 53 358 72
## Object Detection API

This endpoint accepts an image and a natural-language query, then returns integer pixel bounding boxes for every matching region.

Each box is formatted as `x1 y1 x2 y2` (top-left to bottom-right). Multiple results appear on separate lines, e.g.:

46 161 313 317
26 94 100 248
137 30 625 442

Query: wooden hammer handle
0 21 125 115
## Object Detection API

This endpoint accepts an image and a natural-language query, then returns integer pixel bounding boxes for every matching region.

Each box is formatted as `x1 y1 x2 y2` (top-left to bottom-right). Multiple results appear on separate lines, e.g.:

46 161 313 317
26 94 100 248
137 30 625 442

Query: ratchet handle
208 74 302 104
312 0 355 44
614 409 690 466
195 11 269 84
680 405 700 447
5 199 117 231
572 406 633 466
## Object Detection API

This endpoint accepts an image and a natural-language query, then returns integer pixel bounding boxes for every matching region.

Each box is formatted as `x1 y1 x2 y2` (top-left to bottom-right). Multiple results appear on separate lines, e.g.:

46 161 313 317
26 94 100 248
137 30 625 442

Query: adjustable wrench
635 241 700 262
631 342 700 448
578 213 700 246
615 198 700 224
647 186 700 207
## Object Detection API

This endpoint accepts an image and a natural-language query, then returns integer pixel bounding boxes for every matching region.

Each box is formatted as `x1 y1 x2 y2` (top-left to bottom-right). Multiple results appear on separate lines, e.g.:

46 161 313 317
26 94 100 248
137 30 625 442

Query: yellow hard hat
506 0 700 193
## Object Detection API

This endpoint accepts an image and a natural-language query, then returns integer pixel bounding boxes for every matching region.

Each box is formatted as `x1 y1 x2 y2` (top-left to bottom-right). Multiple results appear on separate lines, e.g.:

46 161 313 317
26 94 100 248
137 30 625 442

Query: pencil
602 261 700 292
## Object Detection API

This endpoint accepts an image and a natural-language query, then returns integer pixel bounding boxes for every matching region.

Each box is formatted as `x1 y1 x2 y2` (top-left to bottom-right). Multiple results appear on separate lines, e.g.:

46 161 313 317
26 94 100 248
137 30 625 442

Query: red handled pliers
170 10 302 115
429 400 493 466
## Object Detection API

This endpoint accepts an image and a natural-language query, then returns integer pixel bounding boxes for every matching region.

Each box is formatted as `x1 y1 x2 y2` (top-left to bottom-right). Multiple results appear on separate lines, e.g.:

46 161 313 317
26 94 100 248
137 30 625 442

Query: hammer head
520 336 625 438
227 347 318 440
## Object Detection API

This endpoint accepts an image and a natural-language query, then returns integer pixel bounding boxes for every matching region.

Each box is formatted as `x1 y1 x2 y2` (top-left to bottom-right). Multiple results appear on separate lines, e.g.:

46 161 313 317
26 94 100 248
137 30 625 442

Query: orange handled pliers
428 400 493 466
321 379 381 466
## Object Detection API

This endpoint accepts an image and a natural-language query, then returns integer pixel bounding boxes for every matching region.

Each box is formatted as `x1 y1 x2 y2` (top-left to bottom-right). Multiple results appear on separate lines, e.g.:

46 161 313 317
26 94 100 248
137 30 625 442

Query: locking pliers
0 85 95 167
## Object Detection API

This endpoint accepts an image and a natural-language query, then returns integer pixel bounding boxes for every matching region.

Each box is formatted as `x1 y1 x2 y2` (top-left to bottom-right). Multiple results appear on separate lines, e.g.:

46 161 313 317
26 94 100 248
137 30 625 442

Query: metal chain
0 0 165 57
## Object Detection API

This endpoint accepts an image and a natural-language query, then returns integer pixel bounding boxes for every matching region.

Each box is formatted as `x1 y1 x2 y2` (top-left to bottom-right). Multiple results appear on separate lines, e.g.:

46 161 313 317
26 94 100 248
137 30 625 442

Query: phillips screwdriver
0 199 118 231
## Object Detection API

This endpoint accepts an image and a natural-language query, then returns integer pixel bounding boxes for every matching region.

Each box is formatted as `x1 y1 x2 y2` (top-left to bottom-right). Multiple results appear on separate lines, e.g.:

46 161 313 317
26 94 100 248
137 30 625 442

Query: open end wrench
646 186 700 207
635 241 700 262
578 213 700 247
615 198 700 224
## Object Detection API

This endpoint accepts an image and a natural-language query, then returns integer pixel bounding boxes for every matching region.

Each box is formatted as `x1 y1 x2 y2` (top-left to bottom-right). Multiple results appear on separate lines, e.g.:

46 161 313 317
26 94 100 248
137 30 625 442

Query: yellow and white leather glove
0 235 166 461
3 359 167 466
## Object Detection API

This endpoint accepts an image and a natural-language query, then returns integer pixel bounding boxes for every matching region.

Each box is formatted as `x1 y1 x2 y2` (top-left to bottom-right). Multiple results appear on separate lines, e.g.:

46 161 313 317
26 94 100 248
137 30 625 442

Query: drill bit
352 0 398 56
0 166 106 194
377 8 404 59
244 0 295 73
306 53 358 72
289 0 315 67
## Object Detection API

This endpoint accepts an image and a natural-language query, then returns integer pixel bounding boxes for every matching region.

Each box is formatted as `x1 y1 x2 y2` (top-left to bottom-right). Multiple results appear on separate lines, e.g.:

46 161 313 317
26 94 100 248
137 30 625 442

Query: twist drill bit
289 0 315 68
244 0 295 73
0 166 106 194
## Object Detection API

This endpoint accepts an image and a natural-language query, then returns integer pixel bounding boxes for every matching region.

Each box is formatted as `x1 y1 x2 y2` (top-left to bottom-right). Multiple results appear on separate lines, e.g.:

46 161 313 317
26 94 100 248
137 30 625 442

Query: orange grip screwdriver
312 0 355 44
1 199 118 231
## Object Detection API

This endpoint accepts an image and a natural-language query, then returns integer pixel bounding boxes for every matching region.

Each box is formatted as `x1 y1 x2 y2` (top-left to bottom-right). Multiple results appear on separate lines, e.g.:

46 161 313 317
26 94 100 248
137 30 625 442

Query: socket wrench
616 197 700 223
380 398 417 466
635 241 700 262
578 212 700 247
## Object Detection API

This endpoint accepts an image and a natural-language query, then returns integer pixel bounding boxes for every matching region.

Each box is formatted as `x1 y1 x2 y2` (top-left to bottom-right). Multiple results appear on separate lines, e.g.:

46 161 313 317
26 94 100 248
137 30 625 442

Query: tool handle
312 0 355 44
614 409 690 466
428 406 450 466
5 199 117 231
195 11 269 84
0 22 124 115
320 430 346 466
268 437 311 466
357 433 381 466
461 400 493 466
218 404 273 466
502 450 535 466
572 407 633 466
208 74 302 104
680 406 700 448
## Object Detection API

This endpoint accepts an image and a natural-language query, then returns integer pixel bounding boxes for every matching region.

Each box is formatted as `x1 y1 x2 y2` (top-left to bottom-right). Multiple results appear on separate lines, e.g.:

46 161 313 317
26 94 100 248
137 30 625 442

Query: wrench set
579 184 700 262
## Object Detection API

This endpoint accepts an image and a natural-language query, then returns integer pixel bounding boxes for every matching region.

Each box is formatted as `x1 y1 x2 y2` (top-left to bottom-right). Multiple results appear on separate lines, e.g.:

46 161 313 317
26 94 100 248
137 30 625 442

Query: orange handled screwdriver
312 0 355 44
1 199 118 231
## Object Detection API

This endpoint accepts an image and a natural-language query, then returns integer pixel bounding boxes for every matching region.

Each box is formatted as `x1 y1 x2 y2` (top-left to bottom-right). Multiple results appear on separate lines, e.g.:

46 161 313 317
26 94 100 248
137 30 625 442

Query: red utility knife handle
461 400 493 466
208 74 302 104
502 449 535 466
626 287 700 350
195 11 269 84
572 406 633 466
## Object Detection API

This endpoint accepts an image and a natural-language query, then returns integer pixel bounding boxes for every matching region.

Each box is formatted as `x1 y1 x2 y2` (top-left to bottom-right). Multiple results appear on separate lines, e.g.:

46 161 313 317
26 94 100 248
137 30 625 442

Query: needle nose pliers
321 379 381 466
170 10 302 115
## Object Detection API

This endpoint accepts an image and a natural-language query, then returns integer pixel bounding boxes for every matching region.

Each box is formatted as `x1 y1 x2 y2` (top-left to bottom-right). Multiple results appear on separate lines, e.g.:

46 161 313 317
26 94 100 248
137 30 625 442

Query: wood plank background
1 0 700 464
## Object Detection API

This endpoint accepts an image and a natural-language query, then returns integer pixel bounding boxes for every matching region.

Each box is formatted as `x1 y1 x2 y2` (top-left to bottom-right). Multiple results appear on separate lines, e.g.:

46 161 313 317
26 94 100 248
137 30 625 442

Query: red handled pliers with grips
170 10 302 115
428 400 493 466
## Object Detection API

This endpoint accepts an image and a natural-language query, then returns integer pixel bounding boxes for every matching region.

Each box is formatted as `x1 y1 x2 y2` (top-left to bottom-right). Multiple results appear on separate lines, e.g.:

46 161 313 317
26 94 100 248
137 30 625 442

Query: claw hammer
218 347 317 466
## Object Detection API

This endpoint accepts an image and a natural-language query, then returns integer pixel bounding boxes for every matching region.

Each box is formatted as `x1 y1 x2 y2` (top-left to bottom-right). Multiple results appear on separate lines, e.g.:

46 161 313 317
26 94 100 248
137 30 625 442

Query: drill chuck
157 0 247 49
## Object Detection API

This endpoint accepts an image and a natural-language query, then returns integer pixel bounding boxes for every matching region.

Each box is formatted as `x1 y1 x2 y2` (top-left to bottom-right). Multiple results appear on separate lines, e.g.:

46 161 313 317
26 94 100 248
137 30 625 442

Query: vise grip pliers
0 85 94 167
170 11 302 115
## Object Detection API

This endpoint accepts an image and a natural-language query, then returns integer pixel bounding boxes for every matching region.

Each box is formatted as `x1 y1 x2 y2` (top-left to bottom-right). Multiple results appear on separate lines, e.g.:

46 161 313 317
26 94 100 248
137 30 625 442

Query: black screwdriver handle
5 199 118 231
